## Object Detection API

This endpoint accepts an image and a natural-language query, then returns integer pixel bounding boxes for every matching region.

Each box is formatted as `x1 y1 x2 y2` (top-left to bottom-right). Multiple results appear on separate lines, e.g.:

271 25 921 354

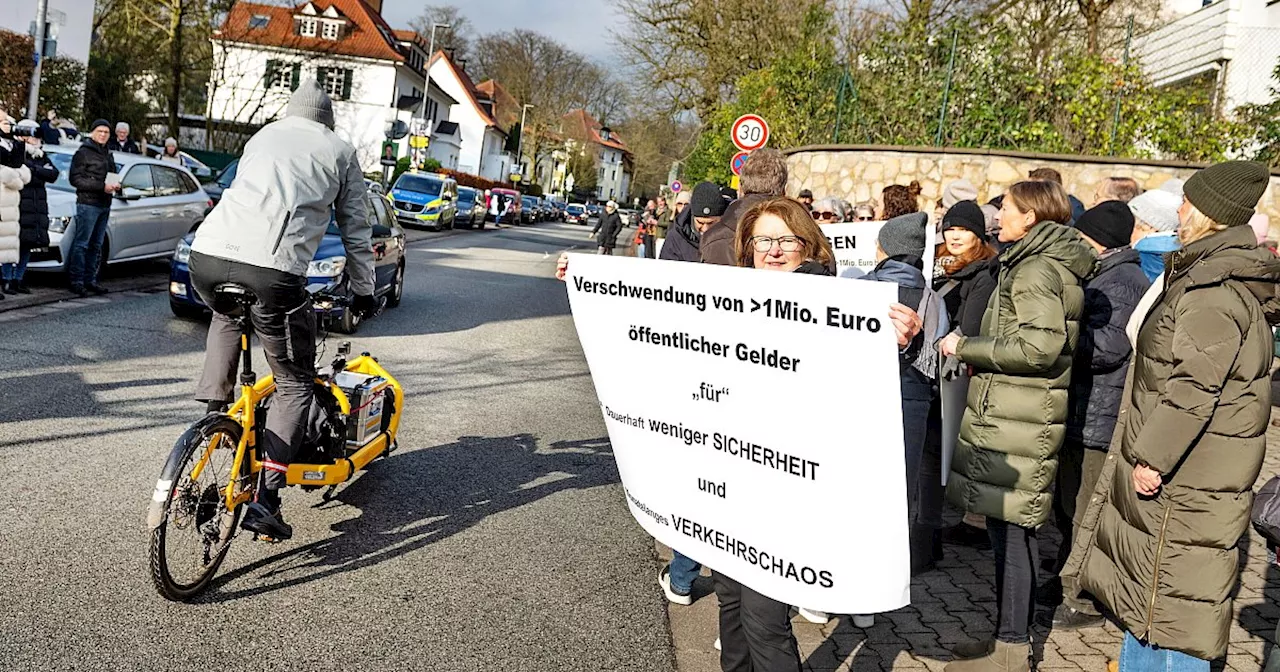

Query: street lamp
516 103 534 180
415 22 450 147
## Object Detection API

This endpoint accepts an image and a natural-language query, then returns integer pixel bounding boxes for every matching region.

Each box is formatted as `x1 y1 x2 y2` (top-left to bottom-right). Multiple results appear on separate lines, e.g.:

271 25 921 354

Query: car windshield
522 197 536 206
217 160 237 188
567 205 584 213
395 174 444 196
457 186 477 202
46 153 124 192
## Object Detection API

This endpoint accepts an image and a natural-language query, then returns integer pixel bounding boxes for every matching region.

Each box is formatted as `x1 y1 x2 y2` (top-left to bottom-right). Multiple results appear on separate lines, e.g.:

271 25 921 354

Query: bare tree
408 4 474 62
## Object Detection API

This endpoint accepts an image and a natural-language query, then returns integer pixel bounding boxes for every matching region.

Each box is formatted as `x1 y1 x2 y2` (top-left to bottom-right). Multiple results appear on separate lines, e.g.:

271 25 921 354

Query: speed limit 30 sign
731 114 770 152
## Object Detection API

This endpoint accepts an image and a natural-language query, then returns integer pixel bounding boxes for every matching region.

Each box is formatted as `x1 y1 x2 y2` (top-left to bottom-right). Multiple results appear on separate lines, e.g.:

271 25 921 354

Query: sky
380 0 628 67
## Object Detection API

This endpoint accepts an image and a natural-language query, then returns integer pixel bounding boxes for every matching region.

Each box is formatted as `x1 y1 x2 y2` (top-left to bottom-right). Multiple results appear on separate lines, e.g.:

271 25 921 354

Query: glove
941 355 966 382
352 294 378 318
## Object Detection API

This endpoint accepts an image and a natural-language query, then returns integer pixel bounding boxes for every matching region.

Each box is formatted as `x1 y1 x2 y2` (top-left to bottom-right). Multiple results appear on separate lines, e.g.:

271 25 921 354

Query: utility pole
516 103 533 179
934 27 959 148
1109 15 1135 155
415 22 449 167
27 0 49 119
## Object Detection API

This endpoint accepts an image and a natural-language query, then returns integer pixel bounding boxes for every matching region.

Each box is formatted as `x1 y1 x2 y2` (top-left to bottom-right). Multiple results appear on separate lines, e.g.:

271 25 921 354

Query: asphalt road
0 221 673 671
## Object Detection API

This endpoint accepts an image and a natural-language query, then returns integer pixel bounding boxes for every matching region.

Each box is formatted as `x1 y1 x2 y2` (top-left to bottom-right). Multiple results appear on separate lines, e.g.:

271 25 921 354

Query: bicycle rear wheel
148 415 248 601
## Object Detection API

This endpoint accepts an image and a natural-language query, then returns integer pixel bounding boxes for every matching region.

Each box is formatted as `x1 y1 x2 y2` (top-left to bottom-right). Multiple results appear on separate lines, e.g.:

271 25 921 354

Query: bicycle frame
185 331 403 512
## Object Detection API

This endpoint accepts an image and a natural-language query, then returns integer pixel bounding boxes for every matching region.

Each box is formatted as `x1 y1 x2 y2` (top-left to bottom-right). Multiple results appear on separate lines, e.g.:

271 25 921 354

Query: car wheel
476 216 485 230
170 300 205 320
338 308 360 334
385 261 405 308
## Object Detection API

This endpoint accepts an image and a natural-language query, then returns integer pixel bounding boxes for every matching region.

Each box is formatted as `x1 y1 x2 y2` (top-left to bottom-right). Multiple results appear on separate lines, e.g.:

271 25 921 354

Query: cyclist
188 79 376 540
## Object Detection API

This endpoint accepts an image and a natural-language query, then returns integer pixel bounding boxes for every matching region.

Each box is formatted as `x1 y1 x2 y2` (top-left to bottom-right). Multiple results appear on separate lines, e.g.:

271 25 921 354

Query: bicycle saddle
211 283 258 316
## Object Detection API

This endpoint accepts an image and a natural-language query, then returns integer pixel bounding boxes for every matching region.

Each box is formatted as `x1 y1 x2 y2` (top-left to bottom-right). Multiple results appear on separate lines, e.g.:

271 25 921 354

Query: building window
265 59 298 90
300 18 316 36
317 67 352 100
249 14 270 29
321 20 340 40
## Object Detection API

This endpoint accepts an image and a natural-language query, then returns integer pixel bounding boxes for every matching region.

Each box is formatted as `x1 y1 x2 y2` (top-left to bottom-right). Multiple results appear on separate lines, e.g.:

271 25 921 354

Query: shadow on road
197 433 617 603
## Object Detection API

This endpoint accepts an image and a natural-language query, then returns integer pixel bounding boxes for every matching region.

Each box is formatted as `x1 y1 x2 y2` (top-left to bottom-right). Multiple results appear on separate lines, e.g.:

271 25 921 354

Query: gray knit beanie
877 211 928 259
286 78 335 130
1183 161 1269 228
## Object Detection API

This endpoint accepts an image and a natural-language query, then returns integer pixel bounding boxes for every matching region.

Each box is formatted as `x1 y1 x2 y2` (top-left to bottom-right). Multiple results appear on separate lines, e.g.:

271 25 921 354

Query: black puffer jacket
18 148 59 249
70 139 114 207
1066 247 1150 449
934 256 997 337
592 210 623 248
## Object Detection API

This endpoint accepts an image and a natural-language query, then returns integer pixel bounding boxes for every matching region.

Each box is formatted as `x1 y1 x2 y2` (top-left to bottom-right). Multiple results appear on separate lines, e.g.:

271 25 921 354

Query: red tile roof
217 0 404 63
428 50 501 130
563 108 630 154
475 80 521 131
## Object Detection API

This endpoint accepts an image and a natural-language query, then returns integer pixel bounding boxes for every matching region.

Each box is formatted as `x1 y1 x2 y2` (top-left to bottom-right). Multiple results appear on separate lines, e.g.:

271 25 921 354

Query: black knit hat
1184 161 1270 228
941 201 986 241
90 118 111 133
1073 200 1134 250
690 181 728 218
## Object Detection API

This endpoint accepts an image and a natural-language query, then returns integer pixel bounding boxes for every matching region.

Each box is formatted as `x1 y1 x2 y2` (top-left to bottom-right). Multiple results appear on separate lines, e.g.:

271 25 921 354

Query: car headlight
307 256 346 278
48 215 71 234
174 239 192 264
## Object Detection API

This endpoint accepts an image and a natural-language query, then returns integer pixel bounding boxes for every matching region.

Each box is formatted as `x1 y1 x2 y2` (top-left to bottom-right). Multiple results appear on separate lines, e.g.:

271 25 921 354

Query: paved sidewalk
664 410 1280 671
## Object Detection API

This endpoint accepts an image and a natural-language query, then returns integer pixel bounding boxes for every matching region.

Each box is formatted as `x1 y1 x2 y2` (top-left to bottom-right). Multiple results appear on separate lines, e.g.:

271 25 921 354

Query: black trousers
1054 441 1107 614
713 571 801 672
987 518 1037 643
190 251 316 494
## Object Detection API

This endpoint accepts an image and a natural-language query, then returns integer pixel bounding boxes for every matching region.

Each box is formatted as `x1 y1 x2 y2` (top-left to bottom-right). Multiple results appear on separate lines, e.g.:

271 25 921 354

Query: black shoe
241 502 293 540
1036 604 1104 630
11 282 30 294
1037 576 1064 606
940 522 991 549
1 281 14 295
69 284 89 298
87 283 109 295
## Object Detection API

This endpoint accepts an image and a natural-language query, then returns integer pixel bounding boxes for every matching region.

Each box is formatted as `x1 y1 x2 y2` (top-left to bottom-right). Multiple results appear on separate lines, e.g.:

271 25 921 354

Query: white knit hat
1128 189 1181 232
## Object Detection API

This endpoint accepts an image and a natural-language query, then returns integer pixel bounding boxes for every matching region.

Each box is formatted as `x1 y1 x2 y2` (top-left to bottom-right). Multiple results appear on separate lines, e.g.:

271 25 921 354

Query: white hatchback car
29 144 212 274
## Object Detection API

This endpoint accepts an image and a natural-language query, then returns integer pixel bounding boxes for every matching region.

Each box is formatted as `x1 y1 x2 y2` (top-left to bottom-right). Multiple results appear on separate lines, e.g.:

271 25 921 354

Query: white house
1135 0 1280 114
207 0 458 171
426 50 513 181
563 109 632 203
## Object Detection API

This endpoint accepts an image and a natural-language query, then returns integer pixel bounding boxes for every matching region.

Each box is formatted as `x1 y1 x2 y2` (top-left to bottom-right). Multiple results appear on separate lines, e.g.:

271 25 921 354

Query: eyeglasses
749 235 805 253
856 215 874 221
811 211 838 221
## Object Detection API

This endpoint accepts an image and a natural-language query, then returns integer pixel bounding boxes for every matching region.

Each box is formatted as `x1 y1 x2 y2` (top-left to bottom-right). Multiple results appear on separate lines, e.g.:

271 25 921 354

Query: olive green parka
947 222 1097 528
1075 225 1280 660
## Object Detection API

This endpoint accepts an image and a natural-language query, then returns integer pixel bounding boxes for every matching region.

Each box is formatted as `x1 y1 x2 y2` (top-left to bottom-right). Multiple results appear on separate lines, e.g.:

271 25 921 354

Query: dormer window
600 126 611 141
249 14 269 29
300 18 316 36
322 20 340 40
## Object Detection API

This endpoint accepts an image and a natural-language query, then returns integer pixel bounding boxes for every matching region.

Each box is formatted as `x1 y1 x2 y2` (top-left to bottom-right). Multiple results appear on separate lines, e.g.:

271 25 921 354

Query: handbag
1251 475 1280 547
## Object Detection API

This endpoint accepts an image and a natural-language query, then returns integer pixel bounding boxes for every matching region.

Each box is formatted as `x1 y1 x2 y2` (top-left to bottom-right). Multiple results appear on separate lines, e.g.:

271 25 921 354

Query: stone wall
786 145 1280 230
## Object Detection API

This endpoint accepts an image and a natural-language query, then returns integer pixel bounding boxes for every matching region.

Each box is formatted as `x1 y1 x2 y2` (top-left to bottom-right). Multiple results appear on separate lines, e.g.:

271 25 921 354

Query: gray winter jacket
191 116 375 295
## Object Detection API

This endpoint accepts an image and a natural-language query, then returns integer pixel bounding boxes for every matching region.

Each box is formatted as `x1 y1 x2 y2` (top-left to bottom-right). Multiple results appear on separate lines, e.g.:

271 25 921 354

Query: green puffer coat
947 222 1096 527
1080 225 1280 660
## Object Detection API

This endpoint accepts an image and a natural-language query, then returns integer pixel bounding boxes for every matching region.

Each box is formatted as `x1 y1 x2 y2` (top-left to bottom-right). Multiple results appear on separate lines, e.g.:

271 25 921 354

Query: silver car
29 145 211 274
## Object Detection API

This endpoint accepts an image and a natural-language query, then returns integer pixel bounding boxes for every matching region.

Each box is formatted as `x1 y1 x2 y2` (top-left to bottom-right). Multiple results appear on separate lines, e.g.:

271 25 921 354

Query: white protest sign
820 222 936 280
566 255 910 614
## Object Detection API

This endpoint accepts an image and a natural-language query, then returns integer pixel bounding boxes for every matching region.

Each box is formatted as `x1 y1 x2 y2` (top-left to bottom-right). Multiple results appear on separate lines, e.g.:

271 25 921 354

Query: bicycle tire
148 415 248 601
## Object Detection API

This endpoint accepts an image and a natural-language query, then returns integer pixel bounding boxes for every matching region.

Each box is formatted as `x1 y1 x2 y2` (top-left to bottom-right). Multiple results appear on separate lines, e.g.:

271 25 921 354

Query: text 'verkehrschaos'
606 407 820 481
673 513 835 588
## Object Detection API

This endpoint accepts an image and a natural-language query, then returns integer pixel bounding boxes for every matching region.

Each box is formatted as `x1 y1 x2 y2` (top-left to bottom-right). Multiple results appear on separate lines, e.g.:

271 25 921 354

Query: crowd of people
558 147 1279 672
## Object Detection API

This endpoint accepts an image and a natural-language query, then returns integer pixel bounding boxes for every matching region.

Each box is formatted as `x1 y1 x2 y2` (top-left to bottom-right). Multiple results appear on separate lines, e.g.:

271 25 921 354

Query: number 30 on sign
732 114 770 152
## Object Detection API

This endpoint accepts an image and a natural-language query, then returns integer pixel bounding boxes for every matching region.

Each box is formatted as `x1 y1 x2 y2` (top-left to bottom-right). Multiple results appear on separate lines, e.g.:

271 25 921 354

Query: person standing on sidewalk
591 201 623 254
939 180 1095 672
0 110 31 301
1040 201 1149 630
4 121 58 295
67 120 120 297
1077 162 1276 672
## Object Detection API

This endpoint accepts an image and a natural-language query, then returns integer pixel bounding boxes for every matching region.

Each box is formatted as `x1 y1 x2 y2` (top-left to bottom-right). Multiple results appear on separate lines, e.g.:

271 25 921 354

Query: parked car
520 195 540 224
487 187 522 225
169 192 406 333
203 158 238 206
389 172 457 230
548 200 567 221
565 203 589 225
586 203 602 217
454 185 487 229
29 145 212 275
142 144 215 180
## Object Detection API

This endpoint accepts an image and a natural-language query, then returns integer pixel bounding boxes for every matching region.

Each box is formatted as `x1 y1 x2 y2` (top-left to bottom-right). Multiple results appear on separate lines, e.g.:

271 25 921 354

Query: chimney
363 0 383 14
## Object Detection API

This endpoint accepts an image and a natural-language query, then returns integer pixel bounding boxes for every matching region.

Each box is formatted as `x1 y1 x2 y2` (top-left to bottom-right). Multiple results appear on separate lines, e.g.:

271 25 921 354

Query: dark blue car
169 193 407 334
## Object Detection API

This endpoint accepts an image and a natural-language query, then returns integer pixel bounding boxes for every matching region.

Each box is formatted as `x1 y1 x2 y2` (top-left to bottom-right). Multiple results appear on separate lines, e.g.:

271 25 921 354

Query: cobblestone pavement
666 410 1280 672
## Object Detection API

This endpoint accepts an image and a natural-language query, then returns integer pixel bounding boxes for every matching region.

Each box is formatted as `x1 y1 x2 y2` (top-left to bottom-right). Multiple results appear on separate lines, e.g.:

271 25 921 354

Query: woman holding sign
938 181 1095 672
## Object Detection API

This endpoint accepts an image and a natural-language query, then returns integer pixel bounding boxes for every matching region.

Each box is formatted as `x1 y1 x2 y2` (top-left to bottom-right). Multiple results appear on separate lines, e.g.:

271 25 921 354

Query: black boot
11 281 30 294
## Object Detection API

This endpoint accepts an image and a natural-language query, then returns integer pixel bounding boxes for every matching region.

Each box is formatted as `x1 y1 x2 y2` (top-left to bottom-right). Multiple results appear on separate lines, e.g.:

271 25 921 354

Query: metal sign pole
27 0 49 118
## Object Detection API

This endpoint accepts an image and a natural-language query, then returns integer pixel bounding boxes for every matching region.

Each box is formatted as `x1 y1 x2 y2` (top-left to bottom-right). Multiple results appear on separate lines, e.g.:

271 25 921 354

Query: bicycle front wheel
148 415 248 601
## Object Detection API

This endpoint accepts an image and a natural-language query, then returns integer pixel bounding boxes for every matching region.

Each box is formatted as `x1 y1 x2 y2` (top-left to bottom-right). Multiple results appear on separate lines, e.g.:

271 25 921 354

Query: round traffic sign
730 151 750 176
670 180 683 193
731 114 769 152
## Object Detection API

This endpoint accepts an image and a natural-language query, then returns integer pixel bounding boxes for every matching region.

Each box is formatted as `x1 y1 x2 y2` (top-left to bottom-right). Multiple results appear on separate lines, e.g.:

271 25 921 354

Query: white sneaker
852 614 874 628
714 637 721 650
658 566 693 606
797 607 829 624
